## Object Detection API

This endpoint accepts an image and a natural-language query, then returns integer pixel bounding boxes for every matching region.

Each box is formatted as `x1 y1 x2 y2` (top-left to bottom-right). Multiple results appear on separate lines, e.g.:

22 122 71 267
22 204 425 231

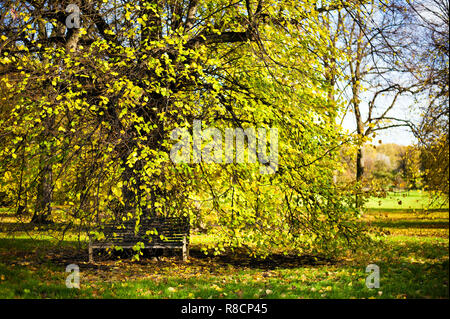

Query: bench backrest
91 216 189 246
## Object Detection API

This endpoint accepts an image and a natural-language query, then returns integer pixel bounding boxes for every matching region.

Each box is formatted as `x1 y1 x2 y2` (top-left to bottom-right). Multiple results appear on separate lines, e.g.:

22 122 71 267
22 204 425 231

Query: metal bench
88 216 189 262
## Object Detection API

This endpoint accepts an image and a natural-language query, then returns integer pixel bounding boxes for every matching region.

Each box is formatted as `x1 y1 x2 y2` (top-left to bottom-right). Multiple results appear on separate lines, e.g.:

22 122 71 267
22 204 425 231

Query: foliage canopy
0 1 370 257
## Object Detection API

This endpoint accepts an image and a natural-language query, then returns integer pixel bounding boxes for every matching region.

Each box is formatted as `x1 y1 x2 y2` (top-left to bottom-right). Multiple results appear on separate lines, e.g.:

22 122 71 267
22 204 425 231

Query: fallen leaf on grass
167 287 177 293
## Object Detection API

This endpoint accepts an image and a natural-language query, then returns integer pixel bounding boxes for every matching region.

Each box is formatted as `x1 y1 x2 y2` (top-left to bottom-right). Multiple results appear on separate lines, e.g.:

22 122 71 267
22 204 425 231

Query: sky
340 93 420 146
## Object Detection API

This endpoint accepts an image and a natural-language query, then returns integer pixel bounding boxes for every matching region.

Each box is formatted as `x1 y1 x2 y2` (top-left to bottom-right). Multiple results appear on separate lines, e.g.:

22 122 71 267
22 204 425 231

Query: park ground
0 190 448 299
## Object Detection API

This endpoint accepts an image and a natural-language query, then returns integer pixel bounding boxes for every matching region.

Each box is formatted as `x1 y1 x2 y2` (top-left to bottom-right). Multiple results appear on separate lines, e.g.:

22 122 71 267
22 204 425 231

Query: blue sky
340 94 420 146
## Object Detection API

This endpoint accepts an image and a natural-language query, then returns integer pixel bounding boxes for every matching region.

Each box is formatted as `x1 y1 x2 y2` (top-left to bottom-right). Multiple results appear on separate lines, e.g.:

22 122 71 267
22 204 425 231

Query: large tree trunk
30 6 68 223
354 100 365 208
115 94 166 219
352 65 364 208
31 153 53 224
107 1 164 220
352 16 365 209
354 110 364 208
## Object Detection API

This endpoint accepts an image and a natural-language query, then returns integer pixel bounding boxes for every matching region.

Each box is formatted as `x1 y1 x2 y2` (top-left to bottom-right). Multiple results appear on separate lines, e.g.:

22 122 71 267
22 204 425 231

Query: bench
88 216 189 262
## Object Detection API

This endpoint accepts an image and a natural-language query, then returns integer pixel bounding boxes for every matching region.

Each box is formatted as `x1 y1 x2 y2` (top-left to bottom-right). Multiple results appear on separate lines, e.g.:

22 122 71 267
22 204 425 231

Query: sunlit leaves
0 0 370 257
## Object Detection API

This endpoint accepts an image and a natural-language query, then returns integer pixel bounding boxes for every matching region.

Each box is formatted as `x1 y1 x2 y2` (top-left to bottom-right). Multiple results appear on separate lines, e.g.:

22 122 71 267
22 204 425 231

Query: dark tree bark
32 152 53 224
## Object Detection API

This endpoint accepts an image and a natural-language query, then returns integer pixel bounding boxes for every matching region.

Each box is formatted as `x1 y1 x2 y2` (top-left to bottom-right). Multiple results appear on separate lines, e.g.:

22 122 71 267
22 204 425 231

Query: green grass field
0 191 448 299
365 190 447 211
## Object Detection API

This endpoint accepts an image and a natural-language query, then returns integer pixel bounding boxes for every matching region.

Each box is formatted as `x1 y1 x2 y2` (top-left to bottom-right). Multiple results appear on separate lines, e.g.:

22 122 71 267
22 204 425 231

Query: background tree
327 0 417 206
398 145 422 190
402 0 449 199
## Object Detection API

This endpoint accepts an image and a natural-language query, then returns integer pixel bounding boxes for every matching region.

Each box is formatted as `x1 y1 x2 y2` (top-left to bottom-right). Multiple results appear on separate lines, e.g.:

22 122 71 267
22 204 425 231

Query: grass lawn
365 190 447 211
0 191 448 299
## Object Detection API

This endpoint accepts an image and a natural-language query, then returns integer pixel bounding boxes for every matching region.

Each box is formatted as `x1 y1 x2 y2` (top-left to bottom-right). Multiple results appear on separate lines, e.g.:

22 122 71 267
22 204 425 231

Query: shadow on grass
0 222 73 232
189 247 335 269
370 220 449 229
366 208 449 213
0 237 87 267
0 236 336 271
84 247 336 270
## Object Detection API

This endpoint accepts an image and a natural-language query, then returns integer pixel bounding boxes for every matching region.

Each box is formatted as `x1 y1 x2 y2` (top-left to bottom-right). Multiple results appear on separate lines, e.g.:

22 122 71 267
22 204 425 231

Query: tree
0 1 369 256
398 145 422 190
327 0 417 206
402 0 449 199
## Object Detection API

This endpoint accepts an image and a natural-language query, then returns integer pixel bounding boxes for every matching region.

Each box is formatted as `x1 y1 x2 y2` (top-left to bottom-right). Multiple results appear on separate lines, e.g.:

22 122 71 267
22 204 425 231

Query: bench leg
88 237 94 263
182 236 188 262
